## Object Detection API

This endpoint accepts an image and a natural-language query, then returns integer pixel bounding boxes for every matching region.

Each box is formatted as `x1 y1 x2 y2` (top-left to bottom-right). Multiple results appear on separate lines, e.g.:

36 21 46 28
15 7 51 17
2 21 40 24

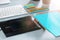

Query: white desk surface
0 0 30 8
0 0 10 4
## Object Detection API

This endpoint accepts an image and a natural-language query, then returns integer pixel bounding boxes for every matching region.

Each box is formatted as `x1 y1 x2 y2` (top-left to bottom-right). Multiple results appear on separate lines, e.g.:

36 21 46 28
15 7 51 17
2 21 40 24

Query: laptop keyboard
0 5 27 18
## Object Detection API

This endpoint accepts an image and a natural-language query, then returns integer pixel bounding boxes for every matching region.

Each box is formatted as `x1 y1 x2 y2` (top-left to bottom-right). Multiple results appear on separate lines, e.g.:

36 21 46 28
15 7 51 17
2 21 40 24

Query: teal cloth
34 12 60 37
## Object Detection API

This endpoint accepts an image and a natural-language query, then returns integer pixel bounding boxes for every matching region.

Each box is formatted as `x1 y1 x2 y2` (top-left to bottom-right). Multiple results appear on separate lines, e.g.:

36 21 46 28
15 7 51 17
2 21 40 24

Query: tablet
0 16 41 37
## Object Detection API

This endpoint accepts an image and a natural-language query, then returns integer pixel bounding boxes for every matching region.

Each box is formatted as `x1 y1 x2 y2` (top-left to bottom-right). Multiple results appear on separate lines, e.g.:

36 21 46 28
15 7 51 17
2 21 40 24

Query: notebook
24 4 48 13
34 12 60 37
0 0 10 4
0 5 27 18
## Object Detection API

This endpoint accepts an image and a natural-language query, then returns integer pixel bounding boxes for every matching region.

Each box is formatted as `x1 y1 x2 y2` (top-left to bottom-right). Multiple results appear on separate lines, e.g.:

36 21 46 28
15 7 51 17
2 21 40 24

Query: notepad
34 12 60 37
0 5 27 18
0 0 10 4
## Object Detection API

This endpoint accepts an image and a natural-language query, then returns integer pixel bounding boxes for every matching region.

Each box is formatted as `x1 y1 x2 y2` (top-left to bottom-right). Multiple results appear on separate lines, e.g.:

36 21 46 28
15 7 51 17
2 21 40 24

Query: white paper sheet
0 0 10 4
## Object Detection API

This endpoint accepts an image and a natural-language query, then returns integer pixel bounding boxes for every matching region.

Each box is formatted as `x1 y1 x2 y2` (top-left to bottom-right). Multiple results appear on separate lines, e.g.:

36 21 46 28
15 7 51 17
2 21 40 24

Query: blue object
24 4 36 8
34 12 60 37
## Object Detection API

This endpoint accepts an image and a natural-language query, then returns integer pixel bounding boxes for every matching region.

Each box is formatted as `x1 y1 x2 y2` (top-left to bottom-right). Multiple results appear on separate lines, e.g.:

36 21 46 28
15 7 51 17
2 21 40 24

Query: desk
0 0 55 40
